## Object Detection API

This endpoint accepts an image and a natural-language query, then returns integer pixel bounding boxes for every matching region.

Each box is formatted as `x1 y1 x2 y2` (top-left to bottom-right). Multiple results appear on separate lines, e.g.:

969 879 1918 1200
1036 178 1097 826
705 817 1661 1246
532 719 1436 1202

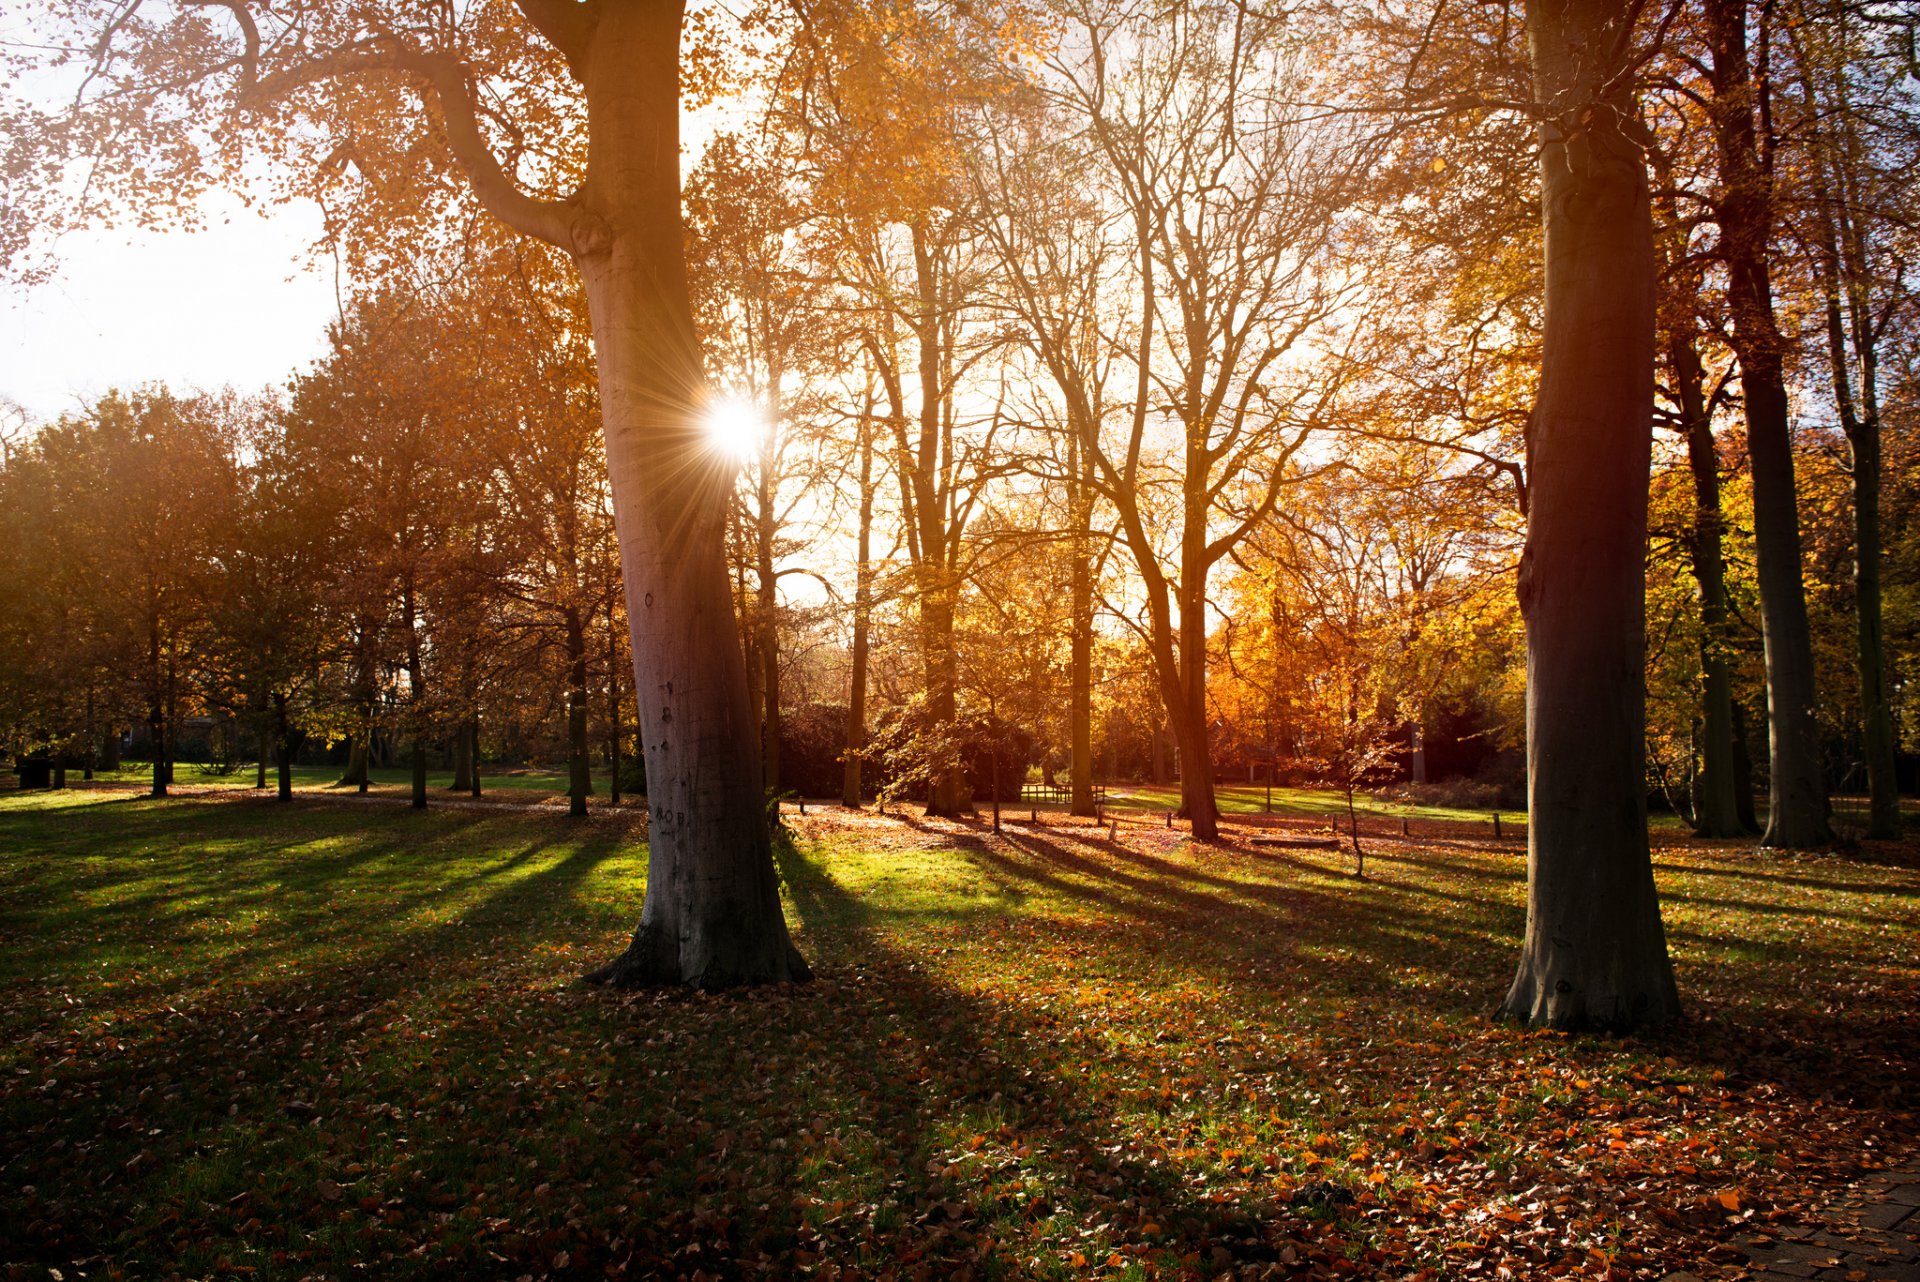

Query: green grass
1104 782 1514 823
1 790 1915 1280
79 762 578 796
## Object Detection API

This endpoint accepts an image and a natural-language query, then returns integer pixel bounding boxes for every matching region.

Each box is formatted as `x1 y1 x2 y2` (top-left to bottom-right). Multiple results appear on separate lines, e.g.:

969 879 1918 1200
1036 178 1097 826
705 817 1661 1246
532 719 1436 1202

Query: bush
776 703 850 799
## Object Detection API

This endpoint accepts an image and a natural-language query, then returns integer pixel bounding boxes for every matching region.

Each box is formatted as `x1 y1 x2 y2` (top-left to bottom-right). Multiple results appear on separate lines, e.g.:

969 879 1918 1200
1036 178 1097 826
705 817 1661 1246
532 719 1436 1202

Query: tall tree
1702 0 1832 846
5 1 809 986
1500 0 1681 1031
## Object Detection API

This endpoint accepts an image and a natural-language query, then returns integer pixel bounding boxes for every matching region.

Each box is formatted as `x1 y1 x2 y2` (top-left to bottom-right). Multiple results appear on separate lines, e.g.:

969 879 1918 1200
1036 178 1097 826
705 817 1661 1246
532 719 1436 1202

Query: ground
0 788 1915 1281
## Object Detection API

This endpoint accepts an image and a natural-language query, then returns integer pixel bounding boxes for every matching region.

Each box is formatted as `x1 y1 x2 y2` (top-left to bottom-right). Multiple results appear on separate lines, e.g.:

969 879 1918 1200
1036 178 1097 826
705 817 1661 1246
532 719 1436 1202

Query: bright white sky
1 189 341 422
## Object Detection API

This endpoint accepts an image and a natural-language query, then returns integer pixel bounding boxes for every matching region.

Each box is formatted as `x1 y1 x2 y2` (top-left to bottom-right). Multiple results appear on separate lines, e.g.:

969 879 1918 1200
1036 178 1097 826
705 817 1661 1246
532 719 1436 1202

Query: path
1668 1166 1920 1282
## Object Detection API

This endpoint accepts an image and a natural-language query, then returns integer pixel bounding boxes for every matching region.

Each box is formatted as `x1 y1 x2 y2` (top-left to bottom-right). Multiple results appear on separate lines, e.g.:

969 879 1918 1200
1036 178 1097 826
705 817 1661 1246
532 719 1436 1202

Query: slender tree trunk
1801 97 1899 837
1069 435 1096 816
1173 580 1220 840
1732 696 1761 831
1671 326 1749 836
756 547 780 795
843 405 875 808
468 720 482 798
451 725 473 792
274 691 292 802
574 2 806 988
83 687 96 781
1502 0 1680 1032
1705 0 1830 847
607 596 624 807
148 612 165 799
566 603 591 817
402 582 428 812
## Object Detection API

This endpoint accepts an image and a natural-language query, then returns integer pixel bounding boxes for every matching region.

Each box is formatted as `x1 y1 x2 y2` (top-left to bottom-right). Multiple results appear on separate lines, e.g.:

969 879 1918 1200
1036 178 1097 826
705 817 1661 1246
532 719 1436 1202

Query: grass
76 762 584 798
1 789 1915 1280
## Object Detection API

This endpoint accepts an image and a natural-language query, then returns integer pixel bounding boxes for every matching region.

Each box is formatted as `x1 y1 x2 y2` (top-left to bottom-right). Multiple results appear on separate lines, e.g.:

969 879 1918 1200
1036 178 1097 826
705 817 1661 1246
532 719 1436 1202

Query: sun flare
704 396 765 463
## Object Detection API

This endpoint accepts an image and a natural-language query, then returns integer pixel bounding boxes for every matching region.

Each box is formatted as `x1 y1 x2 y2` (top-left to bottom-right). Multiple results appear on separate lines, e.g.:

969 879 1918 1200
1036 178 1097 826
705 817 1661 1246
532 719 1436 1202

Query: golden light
703 395 765 463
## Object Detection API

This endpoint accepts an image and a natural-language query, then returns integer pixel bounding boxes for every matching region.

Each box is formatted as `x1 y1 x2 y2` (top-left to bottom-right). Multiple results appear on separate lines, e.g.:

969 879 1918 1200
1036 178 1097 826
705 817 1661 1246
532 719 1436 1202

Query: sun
703 395 765 463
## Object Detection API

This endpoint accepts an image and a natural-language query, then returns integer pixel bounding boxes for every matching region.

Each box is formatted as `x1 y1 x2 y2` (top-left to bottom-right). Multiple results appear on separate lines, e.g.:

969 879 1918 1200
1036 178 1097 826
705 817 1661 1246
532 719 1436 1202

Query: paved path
1669 1167 1920 1282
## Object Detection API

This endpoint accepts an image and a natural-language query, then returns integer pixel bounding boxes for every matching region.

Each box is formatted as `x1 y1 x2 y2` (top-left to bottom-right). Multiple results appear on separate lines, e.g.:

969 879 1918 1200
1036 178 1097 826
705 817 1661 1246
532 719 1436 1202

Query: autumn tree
1031 0 1365 840
1498 0 1681 1030
4 0 807 985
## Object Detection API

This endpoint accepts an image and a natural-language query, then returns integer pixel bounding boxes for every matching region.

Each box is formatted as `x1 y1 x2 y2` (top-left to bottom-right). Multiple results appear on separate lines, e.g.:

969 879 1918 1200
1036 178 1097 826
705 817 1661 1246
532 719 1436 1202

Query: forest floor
0 790 1914 1281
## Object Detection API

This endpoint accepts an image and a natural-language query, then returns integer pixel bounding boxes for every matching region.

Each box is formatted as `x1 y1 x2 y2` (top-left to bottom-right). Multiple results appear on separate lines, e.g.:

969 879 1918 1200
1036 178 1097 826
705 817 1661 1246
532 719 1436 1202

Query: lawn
1 790 1915 1280
81 762 583 798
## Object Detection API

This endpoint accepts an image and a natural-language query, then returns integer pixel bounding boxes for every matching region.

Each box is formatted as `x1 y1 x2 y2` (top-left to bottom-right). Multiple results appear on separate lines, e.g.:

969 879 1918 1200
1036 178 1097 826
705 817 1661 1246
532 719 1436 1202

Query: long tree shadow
1 812 635 1271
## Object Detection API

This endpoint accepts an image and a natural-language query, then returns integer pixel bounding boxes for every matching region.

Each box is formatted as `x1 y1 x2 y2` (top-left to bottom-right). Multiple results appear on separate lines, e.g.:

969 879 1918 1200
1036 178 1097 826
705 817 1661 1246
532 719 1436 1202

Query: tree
5 1 808 986
1499 0 1681 1031
1701 0 1833 847
1780 0 1917 838
1033 0 1362 839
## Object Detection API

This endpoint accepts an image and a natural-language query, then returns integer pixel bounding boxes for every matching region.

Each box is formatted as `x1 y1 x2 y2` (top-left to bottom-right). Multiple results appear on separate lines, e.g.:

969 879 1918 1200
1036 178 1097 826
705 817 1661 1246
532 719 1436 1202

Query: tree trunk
410 741 427 809
1704 0 1830 847
402 581 429 811
148 612 166 798
607 597 624 807
451 725 473 792
575 2 806 989
918 587 971 815
1069 435 1096 816
566 603 591 817
1172 581 1220 840
274 691 293 802
1801 91 1899 838
1502 0 1680 1033
1731 696 1761 832
843 405 875 809
1671 326 1749 836
468 720 482 798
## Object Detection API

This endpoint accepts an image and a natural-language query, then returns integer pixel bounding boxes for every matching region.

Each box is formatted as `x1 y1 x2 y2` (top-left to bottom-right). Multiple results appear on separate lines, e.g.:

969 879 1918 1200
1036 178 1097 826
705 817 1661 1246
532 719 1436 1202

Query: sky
1 189 342 423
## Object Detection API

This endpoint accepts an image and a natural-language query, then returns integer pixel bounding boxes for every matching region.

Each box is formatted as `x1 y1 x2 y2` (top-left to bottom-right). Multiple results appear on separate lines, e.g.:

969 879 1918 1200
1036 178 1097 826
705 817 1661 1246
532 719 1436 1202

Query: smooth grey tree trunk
1502 0 1681 1033
571 2 806 988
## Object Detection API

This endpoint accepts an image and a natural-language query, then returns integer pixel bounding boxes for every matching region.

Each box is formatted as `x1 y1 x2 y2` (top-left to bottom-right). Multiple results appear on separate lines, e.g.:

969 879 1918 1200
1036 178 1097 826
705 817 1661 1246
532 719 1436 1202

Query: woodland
0 0 1917 1278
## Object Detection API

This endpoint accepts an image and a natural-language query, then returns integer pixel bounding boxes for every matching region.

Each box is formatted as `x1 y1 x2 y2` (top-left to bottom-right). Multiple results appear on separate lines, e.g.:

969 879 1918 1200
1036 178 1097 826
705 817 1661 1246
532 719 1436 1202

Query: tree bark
573 2 806 989
1671 327 1749 836
451 724 473 793
468 719 482 798
842 401 875 808
1799 71 1899 838
1169 590 1221 839
1502 0 1680 1033
148 611 166 798
606 596 623 806
566 603 591 817
1069 434 1096 816
1704 0 1830 847
274 690 293 802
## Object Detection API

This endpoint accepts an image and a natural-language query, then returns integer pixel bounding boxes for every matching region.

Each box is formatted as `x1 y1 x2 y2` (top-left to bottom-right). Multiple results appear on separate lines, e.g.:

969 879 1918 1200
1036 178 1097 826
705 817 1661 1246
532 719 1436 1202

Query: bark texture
1502 0 1681 1032
571 3 807 989
1703 0 1830 847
